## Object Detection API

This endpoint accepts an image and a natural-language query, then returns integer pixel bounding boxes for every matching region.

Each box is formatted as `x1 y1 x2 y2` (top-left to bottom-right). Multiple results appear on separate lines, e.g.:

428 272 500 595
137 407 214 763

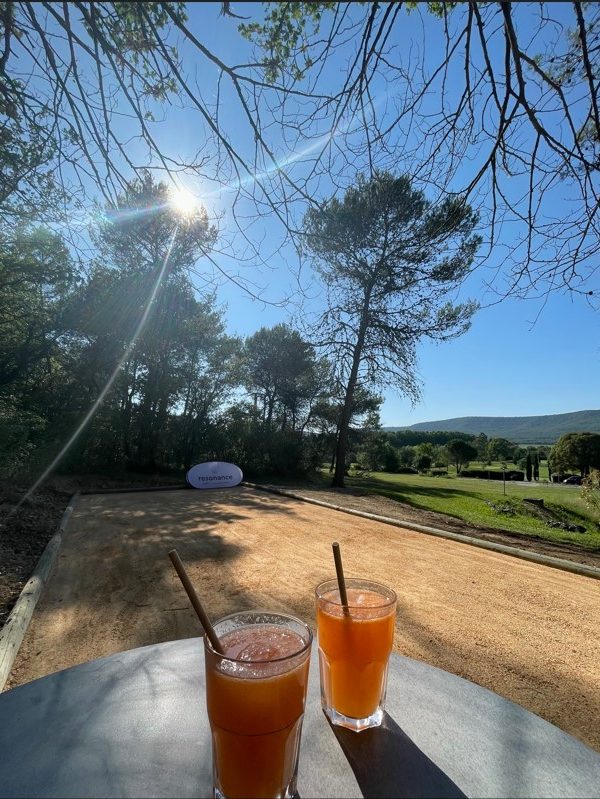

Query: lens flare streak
6 226 180 517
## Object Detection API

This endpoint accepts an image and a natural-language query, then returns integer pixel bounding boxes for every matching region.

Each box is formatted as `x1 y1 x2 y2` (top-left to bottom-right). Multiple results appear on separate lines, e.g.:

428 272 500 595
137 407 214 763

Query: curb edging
0 492 80 691
243 482 600 581
80 484 188 495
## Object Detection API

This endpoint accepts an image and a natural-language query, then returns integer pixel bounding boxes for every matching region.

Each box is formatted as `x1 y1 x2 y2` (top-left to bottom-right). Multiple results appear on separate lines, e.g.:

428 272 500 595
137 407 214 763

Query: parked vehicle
562 475 582 485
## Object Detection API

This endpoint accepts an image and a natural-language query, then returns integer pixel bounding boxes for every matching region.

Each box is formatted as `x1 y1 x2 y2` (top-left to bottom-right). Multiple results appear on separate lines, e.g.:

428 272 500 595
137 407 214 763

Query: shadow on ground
328 711 466 798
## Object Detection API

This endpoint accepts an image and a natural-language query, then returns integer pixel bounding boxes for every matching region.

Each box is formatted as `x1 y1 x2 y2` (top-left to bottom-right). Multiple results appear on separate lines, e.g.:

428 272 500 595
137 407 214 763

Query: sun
170 186 198 217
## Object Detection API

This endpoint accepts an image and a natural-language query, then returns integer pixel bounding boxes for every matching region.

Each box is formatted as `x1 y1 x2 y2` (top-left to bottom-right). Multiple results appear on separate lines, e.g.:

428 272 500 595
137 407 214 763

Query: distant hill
384 410 600 445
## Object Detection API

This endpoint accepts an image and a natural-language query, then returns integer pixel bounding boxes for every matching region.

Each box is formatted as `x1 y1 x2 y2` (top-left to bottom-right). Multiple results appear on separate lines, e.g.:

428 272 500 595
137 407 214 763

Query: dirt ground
0 483 71 628
261 482 600 569
2 476 598 631
6 486 600 753
0 475 184 628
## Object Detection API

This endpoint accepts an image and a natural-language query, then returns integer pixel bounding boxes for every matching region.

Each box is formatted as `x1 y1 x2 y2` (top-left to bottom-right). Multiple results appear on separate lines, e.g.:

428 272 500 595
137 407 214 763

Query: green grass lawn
340 470 600 550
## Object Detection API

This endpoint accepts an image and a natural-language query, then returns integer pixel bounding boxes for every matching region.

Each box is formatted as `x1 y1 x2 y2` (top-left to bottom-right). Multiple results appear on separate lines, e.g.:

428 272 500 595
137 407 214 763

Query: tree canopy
1 3 599 300
549 432 600 477
0 227 75 391
242 1 600 300
304 171 480 486
446 439 478 475
243 323 330 433
487 437 516 462
2 3 598 492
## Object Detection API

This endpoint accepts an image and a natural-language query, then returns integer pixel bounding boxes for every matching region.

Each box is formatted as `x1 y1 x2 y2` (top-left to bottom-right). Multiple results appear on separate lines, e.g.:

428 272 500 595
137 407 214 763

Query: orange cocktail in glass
204 611 312 799
316 578 396 731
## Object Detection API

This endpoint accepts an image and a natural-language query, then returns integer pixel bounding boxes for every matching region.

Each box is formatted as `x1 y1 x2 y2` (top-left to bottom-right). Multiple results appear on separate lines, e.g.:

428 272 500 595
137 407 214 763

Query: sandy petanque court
6 485 600 752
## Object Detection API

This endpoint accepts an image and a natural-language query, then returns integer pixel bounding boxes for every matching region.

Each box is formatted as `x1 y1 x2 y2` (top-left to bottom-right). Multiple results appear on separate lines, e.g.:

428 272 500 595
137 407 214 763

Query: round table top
0 637 599 798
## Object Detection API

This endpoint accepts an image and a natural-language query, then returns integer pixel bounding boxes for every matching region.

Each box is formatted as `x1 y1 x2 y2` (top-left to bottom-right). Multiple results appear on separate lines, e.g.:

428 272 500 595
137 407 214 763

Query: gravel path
7 486 600 752
261 483 600 569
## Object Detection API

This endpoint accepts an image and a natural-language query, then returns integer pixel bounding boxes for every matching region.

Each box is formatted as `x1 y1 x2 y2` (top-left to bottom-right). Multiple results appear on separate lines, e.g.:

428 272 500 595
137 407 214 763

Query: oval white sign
186 461 243 489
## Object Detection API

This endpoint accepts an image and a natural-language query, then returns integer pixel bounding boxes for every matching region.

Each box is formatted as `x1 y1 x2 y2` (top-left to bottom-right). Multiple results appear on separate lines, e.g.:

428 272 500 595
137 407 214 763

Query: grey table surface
0 637 599 799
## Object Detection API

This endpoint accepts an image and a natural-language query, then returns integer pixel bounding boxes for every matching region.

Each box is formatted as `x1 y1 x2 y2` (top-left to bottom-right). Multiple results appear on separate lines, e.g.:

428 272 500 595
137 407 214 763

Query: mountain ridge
383 410 600 444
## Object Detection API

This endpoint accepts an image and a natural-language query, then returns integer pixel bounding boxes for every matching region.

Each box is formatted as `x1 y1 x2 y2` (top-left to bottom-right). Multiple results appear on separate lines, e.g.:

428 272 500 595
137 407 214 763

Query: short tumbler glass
316 578 397 732
204 611 312 799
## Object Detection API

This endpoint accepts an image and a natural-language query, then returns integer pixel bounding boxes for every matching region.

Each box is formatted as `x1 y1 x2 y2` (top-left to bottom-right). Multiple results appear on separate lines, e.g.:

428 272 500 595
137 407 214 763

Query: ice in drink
204 613 312 799
316 579 396 730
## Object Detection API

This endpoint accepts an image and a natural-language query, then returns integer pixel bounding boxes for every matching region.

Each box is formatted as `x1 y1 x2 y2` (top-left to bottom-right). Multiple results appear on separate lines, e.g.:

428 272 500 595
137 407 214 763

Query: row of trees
5 169 594 489
0 206 380 478
2 3 597 491
355 428 600 482
2 166 482 488
389 430 550 465
355 431 553 479
549 433 600 478
3 171 454 484
356 437 480 476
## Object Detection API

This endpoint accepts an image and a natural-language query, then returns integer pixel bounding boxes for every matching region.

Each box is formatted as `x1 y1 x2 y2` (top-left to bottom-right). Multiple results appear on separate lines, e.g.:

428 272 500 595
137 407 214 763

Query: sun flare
170 186 198 217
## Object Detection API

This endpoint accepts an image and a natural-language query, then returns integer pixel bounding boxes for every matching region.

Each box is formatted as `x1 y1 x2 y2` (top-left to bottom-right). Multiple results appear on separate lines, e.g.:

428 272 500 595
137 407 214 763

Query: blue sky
49 3 600 427
217 259 599 426
162 3 599 426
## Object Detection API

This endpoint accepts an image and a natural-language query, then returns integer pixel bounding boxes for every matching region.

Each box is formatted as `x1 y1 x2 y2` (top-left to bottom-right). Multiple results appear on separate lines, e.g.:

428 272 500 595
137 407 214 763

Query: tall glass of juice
204 611 312 799
316 578 397 732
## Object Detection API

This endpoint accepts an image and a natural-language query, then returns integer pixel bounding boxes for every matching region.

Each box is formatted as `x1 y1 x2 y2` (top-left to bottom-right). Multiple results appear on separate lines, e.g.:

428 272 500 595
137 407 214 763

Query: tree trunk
266 393 275 428
332 281 374 488
333 386 356 487
332 338 368 488
120 359 137 460
329 426 339 473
